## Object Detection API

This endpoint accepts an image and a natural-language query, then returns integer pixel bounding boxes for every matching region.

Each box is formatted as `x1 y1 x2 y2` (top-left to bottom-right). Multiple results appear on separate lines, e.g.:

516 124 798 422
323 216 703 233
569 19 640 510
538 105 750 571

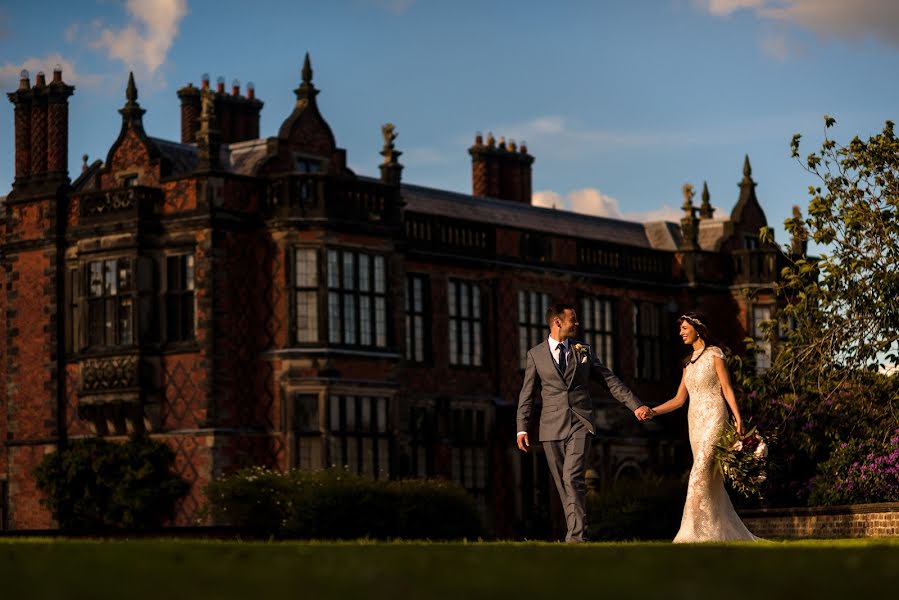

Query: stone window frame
404 273 431 364
517 289 550 369
634 301 664 382
578 294 617 371
448 400 491 515
448 279 486 368
163 252 196 344
325 247 389 349
751 304 775 372
289 246 320 345
328 394 391 479
82 255 137 350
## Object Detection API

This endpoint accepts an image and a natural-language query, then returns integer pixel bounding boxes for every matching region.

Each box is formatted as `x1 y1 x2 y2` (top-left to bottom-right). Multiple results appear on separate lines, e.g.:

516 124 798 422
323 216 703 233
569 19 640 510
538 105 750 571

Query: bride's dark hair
679 312 726 367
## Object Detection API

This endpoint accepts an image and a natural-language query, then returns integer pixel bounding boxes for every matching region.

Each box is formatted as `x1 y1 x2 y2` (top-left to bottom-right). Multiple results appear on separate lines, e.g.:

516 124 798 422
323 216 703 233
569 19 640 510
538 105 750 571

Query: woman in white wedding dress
648 313 759 543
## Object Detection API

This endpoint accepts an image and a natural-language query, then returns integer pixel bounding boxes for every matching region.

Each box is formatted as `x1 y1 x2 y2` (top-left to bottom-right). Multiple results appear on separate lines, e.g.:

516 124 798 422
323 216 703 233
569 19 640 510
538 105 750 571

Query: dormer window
295 157 322 174
122 175 138 188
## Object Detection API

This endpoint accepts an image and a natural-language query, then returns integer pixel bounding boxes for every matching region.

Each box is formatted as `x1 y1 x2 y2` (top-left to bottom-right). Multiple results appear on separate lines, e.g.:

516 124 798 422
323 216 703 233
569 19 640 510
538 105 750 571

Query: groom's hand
634 406 653 421
516 433 529 452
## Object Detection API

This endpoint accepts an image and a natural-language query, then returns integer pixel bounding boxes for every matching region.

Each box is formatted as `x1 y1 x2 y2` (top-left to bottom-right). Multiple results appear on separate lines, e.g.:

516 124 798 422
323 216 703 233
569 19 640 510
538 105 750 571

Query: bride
648 312 759 543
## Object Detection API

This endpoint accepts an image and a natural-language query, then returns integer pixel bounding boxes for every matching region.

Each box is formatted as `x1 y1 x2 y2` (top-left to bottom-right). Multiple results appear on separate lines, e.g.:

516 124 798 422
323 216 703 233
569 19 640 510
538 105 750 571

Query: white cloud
533 188 686 223
701 0 899 47
65 23 79 43
0 54 104 90
89 0 188 74
705 0 768 16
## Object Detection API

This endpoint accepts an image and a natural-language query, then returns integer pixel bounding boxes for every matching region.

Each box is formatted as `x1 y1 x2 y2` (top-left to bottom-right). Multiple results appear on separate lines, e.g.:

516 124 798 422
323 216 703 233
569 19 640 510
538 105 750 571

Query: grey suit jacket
517 340 642 441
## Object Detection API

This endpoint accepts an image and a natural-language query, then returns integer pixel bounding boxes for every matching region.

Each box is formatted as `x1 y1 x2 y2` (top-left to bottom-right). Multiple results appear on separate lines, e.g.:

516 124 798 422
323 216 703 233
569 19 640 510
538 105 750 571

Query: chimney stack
469 132 534 203
6 66 74 189
177 74 263 144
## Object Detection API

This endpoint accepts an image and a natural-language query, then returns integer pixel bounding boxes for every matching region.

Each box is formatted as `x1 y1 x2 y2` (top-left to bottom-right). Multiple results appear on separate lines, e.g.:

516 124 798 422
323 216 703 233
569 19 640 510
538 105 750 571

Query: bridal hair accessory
680 315 704 327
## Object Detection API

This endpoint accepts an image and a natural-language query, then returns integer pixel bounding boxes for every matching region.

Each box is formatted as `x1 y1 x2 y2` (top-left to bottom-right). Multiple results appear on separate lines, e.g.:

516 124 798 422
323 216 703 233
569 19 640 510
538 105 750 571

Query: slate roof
401 183 679 251
149 137 198 177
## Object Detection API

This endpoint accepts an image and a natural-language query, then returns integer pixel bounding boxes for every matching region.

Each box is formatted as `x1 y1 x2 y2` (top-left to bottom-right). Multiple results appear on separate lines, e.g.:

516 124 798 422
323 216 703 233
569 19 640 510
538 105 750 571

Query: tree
736 117 899 506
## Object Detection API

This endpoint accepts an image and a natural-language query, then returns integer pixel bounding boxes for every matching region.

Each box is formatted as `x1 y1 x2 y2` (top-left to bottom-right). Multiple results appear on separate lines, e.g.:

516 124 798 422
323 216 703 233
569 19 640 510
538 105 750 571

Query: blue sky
3 0 899 245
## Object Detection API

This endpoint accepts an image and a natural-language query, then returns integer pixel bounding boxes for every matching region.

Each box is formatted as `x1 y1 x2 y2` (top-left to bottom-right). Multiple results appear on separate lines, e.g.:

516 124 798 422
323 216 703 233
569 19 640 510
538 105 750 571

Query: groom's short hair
545 303 575 327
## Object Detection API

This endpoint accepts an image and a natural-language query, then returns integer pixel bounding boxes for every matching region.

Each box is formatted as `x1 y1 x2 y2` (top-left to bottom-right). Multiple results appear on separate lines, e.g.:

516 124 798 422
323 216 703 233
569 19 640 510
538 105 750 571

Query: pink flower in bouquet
754 440 768 459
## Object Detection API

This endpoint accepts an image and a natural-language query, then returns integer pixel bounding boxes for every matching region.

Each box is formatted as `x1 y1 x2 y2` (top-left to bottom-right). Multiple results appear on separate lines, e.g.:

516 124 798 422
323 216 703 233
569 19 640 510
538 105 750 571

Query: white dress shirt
518 336 569 437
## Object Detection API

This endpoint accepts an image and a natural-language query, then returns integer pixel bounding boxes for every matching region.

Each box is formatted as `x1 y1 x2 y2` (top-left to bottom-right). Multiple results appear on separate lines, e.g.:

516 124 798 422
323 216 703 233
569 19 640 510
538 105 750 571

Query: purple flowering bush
729 352 899 508
809 430 899 505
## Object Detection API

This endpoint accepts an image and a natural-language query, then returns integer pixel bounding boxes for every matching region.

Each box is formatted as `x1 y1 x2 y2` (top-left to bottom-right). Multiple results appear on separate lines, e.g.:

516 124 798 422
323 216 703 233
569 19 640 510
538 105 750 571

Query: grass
1 538 898 599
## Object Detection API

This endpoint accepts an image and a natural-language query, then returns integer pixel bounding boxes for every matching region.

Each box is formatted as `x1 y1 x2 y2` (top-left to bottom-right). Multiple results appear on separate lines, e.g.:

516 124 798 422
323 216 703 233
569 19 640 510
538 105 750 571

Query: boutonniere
573 343 590 363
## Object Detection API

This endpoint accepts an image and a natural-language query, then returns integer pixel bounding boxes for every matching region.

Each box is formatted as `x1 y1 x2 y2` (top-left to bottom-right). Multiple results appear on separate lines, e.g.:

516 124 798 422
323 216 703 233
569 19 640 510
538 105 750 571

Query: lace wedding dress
673 346 759 543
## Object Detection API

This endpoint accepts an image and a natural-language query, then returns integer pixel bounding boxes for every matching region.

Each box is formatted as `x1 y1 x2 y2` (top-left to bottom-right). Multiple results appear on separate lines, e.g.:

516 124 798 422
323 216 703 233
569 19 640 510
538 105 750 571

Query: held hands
517 432 530 453
635 405 655 422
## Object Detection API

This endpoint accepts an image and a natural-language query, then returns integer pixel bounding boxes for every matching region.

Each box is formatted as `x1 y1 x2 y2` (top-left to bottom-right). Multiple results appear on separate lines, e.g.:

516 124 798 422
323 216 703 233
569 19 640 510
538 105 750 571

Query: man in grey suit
517 303 652 543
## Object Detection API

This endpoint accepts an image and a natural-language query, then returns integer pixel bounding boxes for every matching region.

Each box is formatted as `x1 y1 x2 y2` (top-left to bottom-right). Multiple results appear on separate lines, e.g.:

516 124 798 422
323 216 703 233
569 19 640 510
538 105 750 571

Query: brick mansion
0 56 787 535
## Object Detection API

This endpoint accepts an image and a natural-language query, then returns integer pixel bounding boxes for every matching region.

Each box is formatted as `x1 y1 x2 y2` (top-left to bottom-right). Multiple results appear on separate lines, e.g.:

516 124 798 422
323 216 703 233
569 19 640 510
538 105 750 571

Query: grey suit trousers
542 410 592 543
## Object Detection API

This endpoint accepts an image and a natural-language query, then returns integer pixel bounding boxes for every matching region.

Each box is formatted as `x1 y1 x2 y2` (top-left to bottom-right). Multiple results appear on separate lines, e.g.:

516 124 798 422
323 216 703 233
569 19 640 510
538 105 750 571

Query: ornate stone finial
379 123 403 184
699 181 715 219
118 72 146 122
681 183 695 211
81 154 89 173
743 154 752 178
302 52 313 84
126 71 138 105
380 123 401 163
680 183 699 251
294 53 319 103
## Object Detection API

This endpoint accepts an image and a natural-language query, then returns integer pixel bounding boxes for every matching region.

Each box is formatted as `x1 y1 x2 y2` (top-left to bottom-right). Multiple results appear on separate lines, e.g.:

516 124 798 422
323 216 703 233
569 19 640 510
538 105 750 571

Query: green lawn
2 538 898 599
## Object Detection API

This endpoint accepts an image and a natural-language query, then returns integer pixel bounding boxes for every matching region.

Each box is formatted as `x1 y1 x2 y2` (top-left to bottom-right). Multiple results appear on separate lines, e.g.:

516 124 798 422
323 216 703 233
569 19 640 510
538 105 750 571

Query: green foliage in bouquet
33 436 189 530
714 420 768 499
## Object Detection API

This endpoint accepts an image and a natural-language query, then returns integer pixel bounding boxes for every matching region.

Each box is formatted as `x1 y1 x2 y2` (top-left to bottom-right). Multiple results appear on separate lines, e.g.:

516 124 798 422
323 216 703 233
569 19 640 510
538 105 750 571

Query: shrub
33 435 189 531
809 429 899 505
206 468 486 540
587 475 685 541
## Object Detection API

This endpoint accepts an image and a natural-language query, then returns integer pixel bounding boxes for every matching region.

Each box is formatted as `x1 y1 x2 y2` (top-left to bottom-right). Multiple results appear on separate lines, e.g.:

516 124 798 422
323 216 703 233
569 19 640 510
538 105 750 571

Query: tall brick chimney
7 66 75 190
47 66 75 178
8 70 33 185
469 132 534 203
177 74 262 144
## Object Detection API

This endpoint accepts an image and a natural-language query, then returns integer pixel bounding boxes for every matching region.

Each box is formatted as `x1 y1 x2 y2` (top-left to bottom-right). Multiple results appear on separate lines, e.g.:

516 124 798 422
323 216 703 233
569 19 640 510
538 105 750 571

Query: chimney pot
52 65 62 83
35 71 46 87
216 76 225 94
475 132 483 146
520 141 528 154
201 73 210 89
19 69 30 90
231 78 240 96
247 81 255 100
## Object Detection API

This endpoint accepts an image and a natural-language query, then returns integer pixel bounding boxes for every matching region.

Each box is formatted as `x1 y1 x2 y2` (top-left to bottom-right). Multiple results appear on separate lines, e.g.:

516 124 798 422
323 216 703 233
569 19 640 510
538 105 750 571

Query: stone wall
739 503 899 538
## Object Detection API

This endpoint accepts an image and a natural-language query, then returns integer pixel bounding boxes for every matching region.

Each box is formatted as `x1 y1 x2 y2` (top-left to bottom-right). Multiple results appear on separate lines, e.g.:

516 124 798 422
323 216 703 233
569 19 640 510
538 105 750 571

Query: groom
517 303 652 543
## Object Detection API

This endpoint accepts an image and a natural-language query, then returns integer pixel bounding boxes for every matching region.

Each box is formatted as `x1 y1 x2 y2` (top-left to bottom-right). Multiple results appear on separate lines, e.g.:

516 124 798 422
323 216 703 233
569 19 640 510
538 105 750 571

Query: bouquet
714 419 768 499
